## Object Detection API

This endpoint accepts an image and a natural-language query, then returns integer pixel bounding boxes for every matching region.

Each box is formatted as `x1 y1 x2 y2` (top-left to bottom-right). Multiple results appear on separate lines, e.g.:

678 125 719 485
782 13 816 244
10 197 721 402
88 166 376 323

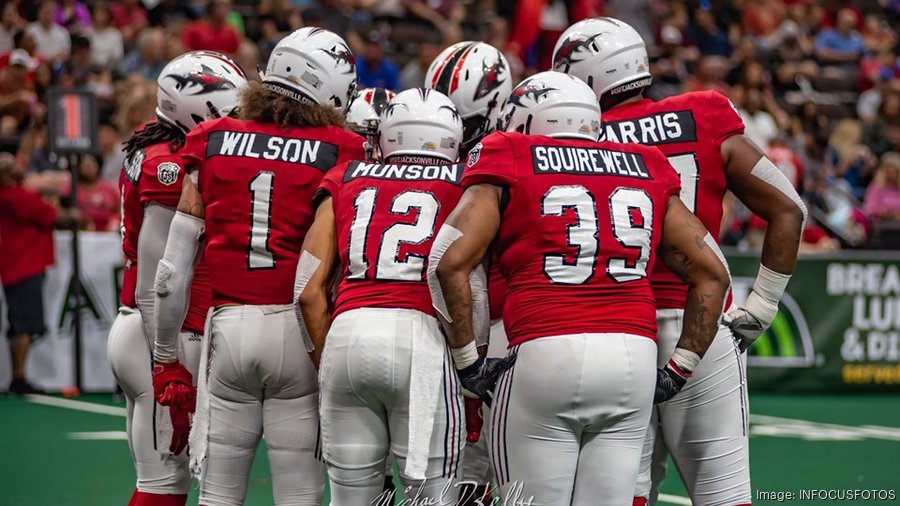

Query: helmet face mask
552 17 651 108
424 41 512 152
156 51 248 133
262 27 358 112
378 88 464 163
501 71 601 141
347 88 396 159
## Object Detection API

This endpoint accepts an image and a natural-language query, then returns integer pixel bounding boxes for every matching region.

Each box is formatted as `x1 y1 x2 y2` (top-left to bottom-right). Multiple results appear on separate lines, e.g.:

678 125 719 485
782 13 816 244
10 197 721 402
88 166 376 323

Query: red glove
152 361 196 455
464 396 484 443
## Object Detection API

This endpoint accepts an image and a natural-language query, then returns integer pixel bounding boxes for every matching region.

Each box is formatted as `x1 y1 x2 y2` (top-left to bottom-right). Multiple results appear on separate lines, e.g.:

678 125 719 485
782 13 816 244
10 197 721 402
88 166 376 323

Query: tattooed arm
433 184 502 350
658 196 731 357
176 169 204 219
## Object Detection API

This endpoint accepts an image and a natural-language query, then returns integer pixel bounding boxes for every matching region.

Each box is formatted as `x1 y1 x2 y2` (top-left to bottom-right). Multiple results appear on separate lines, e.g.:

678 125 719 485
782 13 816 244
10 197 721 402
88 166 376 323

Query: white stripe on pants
635 309 751 506
319 308 464 506
200 304 323 506
490 333 656 506
106 306 201 494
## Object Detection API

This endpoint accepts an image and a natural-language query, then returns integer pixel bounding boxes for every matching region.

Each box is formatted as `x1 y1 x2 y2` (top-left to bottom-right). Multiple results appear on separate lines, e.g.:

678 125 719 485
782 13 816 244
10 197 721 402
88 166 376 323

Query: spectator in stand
356 31 400 91
403 0 465 43
737 88 778 150
97 122 124 182
400 36 440 90
109 0 147 47
0 50 37 135
55 0 93 32
865 90 900 157
0 3 24 54
182 0 241 55
26 0 70 62
814 8 865 68
825 119 877 200
687 4 731 57
857 69 895 124
861 14 896 54
648 24 690 100
75 153 118 231
683 55 729 95
89 2 123 71
120 28 166 80
0 153 62 395
863 152 900 221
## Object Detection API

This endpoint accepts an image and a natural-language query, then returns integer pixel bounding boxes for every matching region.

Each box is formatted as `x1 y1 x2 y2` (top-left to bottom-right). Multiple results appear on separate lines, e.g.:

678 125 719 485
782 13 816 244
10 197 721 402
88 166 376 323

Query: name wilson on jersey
206 131 339 171
600 110 698 146
343 161 463 185
531 145 650 179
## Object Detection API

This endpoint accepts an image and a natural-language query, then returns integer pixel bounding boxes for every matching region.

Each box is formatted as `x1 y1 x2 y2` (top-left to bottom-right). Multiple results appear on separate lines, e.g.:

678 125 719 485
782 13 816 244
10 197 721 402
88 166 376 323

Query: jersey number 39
542 185 653 285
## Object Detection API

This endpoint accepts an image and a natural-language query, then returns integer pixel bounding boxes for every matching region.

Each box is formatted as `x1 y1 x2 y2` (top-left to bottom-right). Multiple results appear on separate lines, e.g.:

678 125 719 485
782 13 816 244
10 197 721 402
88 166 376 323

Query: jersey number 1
348 188 440 281
248 171 275 269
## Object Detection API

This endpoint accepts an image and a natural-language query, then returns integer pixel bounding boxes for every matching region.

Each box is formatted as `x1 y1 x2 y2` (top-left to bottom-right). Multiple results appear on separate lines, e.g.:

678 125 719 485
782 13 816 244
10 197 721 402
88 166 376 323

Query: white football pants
200 305 323 506
490 333 656 506
319 308 464 506
106 306 201 494
635 309 751 506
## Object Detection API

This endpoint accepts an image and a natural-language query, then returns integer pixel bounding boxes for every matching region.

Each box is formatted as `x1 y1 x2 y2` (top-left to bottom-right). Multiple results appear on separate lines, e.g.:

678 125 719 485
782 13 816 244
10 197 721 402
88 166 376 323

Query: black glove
654 363 689 404
457 354 517 407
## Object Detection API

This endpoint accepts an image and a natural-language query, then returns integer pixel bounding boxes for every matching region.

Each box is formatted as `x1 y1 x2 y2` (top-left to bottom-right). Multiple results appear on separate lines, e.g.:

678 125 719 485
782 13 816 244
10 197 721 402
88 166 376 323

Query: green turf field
1 393 898 505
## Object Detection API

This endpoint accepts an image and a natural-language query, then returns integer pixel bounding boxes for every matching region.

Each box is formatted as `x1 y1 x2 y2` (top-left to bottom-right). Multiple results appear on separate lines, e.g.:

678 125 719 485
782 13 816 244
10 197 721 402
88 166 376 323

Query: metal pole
69 153 83 393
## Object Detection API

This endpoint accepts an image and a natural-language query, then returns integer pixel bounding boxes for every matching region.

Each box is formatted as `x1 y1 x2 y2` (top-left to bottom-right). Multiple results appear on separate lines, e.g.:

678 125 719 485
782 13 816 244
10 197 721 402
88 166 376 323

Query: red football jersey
600 91 744 309
182 117 366 306
119 141 211 334
319 159 465 318
463 132 681 346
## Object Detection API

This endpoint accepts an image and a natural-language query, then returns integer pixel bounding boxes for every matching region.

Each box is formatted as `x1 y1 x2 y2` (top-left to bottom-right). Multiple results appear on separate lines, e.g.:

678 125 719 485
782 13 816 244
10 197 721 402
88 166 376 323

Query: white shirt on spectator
740 108 778 150
0 26 16 54
26 21 70 61
90 27 124 69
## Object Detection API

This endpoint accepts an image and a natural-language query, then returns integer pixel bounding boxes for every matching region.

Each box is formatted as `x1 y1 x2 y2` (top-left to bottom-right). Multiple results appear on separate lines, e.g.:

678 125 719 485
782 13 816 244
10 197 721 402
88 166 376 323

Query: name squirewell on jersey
205 131 339 171
343 161 463 185
599 110 698 146
531 145 651 179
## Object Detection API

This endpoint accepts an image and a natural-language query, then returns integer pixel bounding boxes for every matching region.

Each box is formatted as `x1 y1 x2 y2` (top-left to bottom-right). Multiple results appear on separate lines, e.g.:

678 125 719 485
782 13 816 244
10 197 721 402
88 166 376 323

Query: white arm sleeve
470 264 489 348
135 204 176 350
153 211 204 364
427 224 464 325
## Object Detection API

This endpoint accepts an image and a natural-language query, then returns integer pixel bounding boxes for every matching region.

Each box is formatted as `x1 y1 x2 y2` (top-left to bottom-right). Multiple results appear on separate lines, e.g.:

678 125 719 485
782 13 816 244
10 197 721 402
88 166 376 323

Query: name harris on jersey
599 110 698 146
532 145 651 179
343 160 463 185
205 131 339 171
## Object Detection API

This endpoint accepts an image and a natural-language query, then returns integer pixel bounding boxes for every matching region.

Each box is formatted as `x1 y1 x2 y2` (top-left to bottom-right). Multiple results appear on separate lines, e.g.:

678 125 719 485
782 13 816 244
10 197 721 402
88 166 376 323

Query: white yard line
66 431 128 440
658 493 693 505
25 394 126 417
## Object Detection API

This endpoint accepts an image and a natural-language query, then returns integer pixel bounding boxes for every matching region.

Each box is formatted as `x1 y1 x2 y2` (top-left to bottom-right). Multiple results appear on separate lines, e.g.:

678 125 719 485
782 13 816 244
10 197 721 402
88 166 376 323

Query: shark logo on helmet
319 44 357 75
553 33 604 73
507 84 557 107
164 64 235 95
383 101 409 118
472 56 507 101
439 105 461 122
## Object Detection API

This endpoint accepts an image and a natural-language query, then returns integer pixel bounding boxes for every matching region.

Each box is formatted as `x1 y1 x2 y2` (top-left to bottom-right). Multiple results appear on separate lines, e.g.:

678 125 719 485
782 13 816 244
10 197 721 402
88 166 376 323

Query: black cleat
8 378 45 396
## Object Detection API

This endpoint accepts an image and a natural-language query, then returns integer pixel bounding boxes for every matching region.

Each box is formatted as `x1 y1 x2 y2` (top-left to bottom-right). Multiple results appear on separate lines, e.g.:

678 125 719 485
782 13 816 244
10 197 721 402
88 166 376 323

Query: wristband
752 264 791 304
451 341 479 370
669 347 701 377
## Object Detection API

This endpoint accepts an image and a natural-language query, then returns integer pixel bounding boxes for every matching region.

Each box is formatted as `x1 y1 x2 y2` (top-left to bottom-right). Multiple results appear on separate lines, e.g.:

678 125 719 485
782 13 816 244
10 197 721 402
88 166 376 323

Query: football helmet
379 88 463 162
424 41 511 152
156 51 248 133
262 27 358 112
500 71 601 141
553 17 651 108
346 88 396 138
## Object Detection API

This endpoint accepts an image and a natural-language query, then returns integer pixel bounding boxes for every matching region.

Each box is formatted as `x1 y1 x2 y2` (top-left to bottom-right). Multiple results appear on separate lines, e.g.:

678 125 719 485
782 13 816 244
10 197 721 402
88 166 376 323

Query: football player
107 51 246 506
151 28 366 506
554 17 807 506
424 40 513 503
430 71 732 506
345 87 396 158
297 88 474 505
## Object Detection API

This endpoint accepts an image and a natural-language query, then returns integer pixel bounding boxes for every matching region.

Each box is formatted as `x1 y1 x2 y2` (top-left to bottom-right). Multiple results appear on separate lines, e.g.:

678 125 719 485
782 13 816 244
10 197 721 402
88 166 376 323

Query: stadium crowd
0 0 898 249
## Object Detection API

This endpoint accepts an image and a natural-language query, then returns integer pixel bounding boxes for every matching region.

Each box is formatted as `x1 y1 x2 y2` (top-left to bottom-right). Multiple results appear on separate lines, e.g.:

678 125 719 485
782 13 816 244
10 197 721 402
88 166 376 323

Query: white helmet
156 51 247 133
424 41 511 151
262 27 357 111
346 88 396 138
379 89 463 162
500 71 601 141
552 17 651 109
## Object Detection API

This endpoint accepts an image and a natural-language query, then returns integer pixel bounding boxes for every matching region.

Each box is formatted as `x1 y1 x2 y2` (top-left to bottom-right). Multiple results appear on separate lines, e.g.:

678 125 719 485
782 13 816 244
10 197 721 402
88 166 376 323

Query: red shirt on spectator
77 179 119 231
182 20 240 54
0 184 56 286
110 2 147 31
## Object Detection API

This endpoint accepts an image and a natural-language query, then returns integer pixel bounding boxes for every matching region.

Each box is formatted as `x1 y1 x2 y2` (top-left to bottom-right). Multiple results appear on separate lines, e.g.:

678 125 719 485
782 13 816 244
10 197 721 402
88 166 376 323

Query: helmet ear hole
190 113 204 126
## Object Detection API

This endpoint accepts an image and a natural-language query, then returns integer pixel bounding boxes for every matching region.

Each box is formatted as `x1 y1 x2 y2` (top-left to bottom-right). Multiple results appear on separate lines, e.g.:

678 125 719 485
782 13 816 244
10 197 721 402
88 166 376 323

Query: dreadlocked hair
123 121 186 159
239 81 345 129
